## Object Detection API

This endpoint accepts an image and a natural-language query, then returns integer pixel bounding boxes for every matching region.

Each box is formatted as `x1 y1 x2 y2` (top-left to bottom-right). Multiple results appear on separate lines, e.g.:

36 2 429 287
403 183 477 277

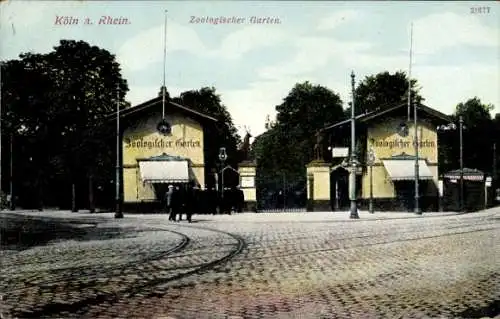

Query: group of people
163 182 245 222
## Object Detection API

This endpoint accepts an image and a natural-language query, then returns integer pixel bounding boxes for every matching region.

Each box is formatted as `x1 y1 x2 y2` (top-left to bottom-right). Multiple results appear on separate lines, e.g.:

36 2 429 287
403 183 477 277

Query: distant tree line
1 40 498 211
0 40 240 210
251 72 500 209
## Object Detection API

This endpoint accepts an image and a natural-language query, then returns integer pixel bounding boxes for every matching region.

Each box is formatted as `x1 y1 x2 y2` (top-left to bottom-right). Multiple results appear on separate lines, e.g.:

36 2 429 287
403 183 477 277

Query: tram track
8 223 246 319
0 227 191 293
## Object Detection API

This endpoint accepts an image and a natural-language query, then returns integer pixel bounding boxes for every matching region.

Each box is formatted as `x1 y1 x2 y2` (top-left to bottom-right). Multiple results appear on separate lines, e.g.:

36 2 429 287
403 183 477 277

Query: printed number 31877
470 7 490 14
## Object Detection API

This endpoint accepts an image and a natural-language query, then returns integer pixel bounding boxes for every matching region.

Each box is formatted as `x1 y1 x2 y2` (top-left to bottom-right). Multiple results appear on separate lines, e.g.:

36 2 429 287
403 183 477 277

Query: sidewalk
2 207 499 223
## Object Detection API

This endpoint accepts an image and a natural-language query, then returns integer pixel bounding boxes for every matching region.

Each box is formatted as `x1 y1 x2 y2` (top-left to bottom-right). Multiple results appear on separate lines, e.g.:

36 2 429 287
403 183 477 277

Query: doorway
394 180 428 211
330 167 350 211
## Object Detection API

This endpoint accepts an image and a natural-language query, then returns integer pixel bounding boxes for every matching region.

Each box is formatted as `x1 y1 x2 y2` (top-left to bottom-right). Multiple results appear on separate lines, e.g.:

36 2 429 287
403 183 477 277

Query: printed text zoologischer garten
189 16 281 24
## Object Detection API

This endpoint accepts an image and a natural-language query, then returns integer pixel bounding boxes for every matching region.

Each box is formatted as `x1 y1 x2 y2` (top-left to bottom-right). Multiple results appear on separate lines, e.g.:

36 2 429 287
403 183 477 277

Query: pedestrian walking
171 186 181 222
193 183 202 217
177 185 186 221
184 183 195 223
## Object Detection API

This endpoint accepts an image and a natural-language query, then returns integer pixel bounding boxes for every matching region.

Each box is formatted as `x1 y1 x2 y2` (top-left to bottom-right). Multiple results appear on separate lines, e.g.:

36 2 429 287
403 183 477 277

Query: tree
438 97 495 176
1 55 57 209
1 40 129 210
45 40 129 211
494 113 500 185
351 71 423 116
172 87 240 183
454 97 495 176
252 81 345 208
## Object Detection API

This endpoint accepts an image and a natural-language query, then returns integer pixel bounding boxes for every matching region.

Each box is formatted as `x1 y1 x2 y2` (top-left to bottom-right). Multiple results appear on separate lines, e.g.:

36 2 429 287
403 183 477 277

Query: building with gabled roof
324 103 452 212
111 88 218 212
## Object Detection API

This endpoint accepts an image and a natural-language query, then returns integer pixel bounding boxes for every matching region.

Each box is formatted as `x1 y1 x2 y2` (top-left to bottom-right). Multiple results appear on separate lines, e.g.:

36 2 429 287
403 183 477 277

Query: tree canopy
172 87 241 171
351 71 423 116
1 40 129 209
252 81 346 208
438 97 497 179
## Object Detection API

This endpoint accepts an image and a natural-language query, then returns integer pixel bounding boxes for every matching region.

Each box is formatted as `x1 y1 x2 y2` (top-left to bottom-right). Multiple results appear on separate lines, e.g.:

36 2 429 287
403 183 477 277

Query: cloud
413 12 498 55
258 36 372 80
342 52 409 72
0 1 49 31
118 21 290 74
125 84 194 106
316 10 360 31
414 64 500 114
117 20 207 72
222 78 298 137
212 24 290 60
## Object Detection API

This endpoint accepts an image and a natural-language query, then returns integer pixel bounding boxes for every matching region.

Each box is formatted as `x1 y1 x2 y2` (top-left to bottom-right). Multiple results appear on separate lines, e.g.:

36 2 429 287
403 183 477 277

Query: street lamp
349 71 359 219
413 103 421 215
0 61 3 210
437 115 465 212
368 147 375 214
218 147 228 200
114 84 123 219
459 116 464 213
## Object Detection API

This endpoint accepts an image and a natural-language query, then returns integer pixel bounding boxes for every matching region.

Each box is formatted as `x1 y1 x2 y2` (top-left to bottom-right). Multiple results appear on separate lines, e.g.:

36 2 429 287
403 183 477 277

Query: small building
115 90 218 212
324 103 451 212
442 168 485 212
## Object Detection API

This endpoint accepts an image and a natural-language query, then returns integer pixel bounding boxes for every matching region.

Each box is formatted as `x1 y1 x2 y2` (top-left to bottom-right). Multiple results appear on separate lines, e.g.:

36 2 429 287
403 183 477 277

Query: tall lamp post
114 84 123 219
368 147 375 214
0 62 3 209
218 147 228 200
413 104 421 215
459 116 464 212
349 71 359 219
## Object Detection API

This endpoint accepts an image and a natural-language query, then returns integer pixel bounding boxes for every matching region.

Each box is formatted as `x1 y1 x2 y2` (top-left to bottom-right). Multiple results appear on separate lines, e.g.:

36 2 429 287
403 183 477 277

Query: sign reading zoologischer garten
373 138 435 149
125 137 201 149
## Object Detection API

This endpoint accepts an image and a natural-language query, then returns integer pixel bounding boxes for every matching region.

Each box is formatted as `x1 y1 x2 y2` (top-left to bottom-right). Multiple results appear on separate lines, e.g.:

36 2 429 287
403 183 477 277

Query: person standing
209 187 217 215
193 184 202 217
185 183 196 223
166 185 175 221
177 185 186 222
236 185 244 213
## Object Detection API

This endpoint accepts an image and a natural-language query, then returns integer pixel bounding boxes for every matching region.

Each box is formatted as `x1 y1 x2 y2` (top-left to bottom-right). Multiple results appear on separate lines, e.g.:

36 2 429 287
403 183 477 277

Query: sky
1 1 499 139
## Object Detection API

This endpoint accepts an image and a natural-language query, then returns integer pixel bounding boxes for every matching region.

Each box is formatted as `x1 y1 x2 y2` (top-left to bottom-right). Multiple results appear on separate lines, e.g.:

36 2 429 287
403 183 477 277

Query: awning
444 168 484 181
139 160 190 183
382 159 434 181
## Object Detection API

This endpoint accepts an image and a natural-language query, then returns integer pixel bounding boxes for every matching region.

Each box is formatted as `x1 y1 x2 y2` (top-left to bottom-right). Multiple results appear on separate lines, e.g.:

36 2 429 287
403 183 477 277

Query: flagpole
115 83 123 218
162 10 167 119
410 22 421 215
0 62 3 209
407 22 413 122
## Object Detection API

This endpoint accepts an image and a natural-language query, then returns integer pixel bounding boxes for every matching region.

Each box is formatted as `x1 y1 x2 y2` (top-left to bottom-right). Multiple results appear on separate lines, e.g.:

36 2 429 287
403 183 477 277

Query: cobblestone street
0 209 499 319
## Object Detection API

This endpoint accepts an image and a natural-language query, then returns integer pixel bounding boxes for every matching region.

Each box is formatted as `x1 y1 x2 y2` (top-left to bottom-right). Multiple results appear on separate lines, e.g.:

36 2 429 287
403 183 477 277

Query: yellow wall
239 166 257 201
122 110 205 203
306 163 331 200
361 117 439 199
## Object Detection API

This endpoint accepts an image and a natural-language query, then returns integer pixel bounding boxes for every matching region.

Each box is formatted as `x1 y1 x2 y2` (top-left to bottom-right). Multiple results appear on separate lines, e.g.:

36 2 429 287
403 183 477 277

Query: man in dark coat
184 183 195 223
177 186 186 221
192 184 202 217
166 185 175 221
209 187 218 215
236 186 244 212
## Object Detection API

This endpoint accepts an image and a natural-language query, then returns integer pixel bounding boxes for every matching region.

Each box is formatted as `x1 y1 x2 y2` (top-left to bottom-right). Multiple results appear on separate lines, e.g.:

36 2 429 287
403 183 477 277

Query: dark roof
323 103 451 131
444 168 484 177
107 96 218 122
